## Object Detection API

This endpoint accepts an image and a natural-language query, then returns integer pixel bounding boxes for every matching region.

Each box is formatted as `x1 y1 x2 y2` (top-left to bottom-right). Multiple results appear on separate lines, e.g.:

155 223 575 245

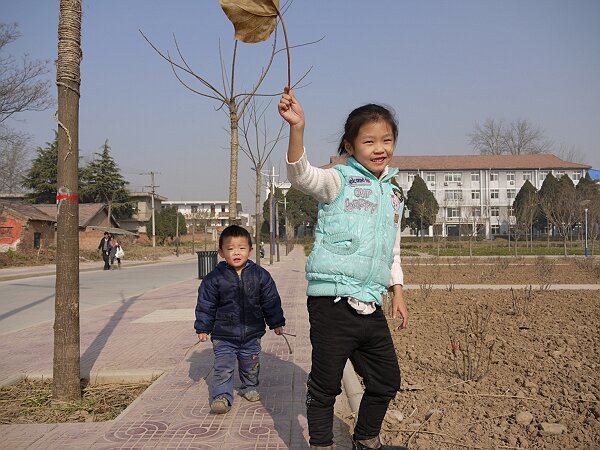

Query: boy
194 225 286 414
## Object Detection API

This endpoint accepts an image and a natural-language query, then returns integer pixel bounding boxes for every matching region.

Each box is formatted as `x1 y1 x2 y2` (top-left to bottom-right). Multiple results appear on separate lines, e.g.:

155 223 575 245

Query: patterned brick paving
0 248 353 449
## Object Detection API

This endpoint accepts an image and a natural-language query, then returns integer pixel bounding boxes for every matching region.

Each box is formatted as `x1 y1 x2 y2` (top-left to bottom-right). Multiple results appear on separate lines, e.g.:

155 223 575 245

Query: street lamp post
585 207 589 257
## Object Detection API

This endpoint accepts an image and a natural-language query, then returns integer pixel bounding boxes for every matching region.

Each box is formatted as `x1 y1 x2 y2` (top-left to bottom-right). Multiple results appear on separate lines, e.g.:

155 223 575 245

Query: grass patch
0 378 152 424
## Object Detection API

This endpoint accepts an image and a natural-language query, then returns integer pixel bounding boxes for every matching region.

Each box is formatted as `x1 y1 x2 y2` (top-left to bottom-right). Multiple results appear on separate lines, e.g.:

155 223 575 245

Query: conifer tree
80 139 134 219
21 132 59 203
405 175 439 236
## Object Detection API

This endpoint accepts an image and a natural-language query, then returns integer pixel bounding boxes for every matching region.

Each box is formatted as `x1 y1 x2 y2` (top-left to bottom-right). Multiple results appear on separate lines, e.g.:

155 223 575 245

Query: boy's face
218 236 252 273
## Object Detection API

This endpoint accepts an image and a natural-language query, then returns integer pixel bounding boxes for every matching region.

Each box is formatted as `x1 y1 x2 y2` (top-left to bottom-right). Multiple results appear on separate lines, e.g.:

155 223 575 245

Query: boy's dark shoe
210 396 231 414
352 436 409 450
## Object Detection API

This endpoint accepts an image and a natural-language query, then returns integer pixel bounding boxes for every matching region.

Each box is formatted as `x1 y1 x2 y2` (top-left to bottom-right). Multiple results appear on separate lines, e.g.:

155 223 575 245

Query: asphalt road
0 258 199 335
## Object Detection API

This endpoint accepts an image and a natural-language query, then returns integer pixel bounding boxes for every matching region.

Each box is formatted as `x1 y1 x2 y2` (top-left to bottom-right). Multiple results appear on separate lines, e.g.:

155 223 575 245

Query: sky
3 0 600 212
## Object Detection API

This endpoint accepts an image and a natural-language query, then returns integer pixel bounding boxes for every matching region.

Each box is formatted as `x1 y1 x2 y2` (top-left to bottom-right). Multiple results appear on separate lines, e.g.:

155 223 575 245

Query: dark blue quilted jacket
194 260 286 343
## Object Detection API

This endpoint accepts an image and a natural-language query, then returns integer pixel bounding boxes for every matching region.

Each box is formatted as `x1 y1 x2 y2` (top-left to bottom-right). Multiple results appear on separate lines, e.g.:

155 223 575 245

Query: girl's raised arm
278 87 305 163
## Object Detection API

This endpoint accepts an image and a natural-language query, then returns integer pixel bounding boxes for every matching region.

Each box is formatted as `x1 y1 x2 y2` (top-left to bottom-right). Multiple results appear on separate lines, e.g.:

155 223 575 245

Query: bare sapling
445 304 495 381
510 285 533 323
535 256 555 290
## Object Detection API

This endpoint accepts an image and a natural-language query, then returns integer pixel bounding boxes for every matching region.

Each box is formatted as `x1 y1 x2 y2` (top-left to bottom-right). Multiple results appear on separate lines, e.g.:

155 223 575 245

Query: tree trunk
228 105 239 224
53 0 82 402
255 169 262 266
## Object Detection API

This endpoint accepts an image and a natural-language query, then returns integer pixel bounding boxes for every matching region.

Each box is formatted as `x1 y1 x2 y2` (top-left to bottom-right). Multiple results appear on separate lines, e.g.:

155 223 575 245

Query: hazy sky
3 1 600 212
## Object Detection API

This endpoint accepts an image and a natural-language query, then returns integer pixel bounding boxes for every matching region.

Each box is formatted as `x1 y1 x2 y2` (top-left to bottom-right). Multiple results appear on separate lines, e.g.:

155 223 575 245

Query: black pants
306 296 401 446
102 251 110 270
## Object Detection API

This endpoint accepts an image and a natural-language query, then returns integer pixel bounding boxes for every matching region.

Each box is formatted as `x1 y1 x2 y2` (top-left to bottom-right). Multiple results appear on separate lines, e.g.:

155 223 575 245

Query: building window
522 171 532 181
446 207 460 219
490 172 499 182
490 206 500 217
221 205 226 213
509 206 515 217
191 205 198 213
426 172 435 183
471 190 480 200
471 172 480 182
473 208 481 217
507 189 516 199
555 170 565 178
407 172 416 184
444 172 462 183
506 172 515 183
490 189 499 199
572 171 582 181
34 232 41 249
491 224 500 235
539 171 548 180
445 190 462 201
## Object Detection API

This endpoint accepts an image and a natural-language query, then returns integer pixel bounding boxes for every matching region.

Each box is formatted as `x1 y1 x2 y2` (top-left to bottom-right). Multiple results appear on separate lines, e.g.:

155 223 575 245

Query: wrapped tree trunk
53 0 82 402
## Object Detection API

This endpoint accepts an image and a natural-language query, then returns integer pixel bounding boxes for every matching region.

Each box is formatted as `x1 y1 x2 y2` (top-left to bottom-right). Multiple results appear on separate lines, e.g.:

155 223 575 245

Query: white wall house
327 154 591 239
161 200 250 232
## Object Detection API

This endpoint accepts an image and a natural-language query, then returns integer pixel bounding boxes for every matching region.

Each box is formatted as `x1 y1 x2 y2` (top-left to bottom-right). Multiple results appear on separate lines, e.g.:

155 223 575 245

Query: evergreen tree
405 175 439 236
513 179 538 245
21 132 59 203
576 173 599 201
536 173 559 232
147 206 186 245
262 187 317 237
80 139 134 219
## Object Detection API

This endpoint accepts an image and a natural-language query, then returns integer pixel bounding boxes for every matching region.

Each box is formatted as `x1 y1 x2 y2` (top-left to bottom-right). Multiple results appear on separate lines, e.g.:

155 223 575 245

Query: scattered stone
515 411 534 425
539 422 567 436
384 410 404 424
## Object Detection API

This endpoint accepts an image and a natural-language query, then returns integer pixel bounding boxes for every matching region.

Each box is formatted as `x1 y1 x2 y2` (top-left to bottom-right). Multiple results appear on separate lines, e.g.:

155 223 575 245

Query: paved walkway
0 247 354 449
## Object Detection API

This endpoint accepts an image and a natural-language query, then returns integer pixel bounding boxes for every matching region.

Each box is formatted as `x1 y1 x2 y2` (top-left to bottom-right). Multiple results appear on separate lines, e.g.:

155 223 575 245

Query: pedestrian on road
194 225 286 414
109 234 122 269
98 231 111 270
279 87 409 450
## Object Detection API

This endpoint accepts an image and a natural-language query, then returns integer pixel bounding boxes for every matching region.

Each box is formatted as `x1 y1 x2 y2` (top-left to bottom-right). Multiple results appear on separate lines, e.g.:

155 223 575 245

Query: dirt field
380 259 600 450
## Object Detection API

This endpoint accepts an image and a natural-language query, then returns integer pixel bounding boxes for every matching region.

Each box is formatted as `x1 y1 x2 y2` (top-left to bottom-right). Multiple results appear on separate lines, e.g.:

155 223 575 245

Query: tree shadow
187 347 353 449
80 293 142 376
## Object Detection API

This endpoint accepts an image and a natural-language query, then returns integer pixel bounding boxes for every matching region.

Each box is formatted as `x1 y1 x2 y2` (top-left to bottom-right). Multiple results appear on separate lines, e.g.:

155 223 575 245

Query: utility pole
141 171 160 247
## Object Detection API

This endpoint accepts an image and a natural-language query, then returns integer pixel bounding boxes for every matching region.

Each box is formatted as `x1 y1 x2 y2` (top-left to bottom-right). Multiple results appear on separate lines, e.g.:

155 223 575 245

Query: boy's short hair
218 225 253 249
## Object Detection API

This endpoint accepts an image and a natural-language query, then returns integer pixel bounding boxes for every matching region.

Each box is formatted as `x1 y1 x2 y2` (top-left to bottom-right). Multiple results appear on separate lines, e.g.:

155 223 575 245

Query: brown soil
0 379 151 424
381 261 600 450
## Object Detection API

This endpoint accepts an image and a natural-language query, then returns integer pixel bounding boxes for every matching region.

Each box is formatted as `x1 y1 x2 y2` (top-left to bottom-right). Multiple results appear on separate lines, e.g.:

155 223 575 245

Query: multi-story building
161 200 249 232
327 154 591 239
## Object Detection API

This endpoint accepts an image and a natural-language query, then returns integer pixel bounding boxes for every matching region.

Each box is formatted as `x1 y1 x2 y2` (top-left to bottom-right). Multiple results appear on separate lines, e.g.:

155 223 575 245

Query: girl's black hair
337 104 398 155
219 224 253 249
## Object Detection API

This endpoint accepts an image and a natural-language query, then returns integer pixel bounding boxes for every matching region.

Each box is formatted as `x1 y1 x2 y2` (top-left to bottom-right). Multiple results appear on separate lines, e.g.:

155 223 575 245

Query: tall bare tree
0 130 29 192
53 0 82 402
238 99 285 265
469 119 550 155
141 17 315 224
0 23 54 126
141 31 282 224
0 22 54 194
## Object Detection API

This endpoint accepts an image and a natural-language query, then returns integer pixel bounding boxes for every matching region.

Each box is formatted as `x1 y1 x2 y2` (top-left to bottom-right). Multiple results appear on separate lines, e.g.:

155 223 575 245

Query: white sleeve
286 148 341 204
389 224 404 286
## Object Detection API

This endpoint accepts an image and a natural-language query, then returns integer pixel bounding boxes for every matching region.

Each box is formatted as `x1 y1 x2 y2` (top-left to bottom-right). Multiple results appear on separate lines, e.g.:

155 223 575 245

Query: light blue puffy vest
306 157 405 305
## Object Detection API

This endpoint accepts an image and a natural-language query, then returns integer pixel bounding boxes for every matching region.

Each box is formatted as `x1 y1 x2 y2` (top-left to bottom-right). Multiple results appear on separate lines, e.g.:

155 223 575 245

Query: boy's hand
273 327 284 335
278 87 304 127
197 332 209 342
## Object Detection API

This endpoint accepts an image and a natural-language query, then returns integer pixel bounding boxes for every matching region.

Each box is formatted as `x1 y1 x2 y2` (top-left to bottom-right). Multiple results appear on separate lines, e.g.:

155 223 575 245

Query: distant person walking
194 225 286 414
98 232 111 270
109 235 123 269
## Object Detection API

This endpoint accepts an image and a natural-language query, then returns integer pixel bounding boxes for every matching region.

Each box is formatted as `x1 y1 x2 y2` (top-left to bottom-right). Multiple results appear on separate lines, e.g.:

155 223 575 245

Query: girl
278 88 409 450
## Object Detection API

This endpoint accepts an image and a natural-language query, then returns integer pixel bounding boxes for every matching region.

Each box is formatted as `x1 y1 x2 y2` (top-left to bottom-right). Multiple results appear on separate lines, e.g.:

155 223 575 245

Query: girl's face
344 120 395 178
218 236 252 274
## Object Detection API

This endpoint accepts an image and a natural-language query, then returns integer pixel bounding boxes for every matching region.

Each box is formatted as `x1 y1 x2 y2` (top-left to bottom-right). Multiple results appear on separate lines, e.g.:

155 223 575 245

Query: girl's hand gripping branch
278 87 305 163
273 327 284 336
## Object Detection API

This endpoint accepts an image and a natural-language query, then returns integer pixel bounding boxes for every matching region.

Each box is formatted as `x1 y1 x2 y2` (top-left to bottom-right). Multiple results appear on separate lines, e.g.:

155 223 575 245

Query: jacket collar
346 156 399 182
